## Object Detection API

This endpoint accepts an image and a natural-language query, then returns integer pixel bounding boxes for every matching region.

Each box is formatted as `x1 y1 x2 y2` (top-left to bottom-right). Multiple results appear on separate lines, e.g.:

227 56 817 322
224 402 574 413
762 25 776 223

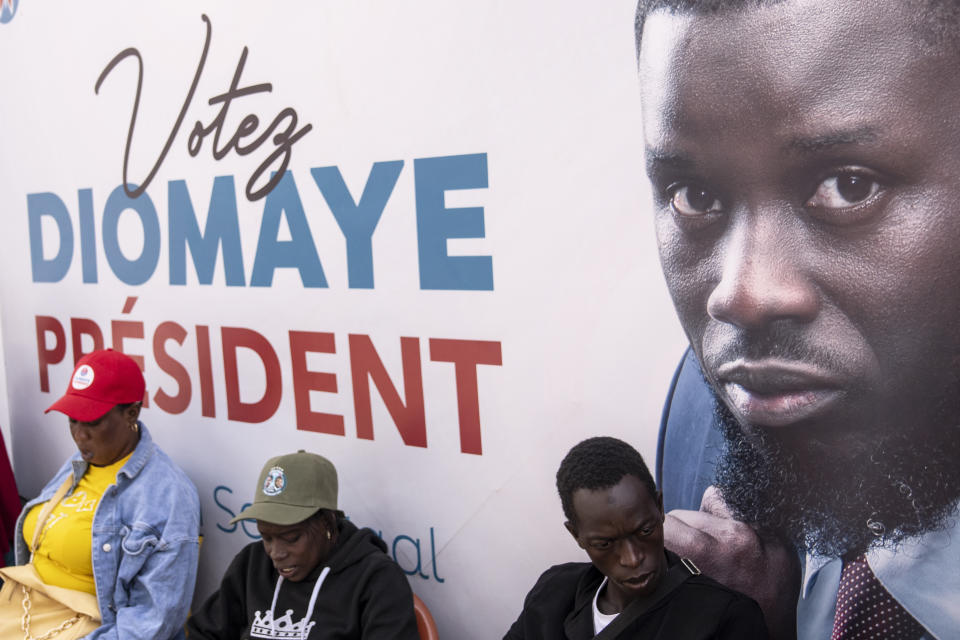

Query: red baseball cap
46 349 146 422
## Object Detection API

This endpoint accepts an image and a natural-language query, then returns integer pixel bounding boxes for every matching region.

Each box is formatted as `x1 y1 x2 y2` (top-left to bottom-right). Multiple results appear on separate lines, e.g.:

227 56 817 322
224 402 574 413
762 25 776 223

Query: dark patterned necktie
830 554 926 639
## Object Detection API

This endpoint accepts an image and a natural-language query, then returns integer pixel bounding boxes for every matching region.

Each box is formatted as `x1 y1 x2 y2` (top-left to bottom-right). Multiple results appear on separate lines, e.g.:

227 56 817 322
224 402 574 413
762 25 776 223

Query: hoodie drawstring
268 575 284 634
301 567 330 639
266 566 331 640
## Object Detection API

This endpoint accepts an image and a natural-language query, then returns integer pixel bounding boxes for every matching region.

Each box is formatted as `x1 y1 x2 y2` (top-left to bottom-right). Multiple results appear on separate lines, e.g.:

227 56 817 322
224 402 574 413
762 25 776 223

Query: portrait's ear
656 490 664 520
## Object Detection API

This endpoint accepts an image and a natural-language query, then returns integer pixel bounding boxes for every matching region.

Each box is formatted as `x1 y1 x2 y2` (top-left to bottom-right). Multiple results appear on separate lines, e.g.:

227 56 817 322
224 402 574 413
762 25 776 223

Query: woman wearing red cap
0 349 201 640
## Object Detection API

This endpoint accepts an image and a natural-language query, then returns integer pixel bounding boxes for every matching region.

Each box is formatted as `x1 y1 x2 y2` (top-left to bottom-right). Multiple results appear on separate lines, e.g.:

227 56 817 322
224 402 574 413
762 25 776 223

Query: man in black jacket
504 437 767 639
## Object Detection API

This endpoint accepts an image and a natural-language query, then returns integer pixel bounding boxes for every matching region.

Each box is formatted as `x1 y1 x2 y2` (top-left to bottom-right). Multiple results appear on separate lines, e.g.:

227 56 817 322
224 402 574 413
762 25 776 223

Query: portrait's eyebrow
785 126 880 153
645 148 696 175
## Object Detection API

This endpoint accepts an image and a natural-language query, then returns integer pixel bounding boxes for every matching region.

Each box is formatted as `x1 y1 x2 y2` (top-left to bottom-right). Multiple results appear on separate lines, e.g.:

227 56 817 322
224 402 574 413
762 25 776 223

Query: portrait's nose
707 212 818 330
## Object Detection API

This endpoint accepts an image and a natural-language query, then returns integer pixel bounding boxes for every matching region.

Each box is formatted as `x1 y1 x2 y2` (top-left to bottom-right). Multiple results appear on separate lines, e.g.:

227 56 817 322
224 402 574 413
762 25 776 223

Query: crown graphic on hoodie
250 608 317 640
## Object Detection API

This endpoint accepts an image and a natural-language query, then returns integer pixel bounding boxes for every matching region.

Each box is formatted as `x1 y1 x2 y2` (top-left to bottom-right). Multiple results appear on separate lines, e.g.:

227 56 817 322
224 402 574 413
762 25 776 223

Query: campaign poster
0 1 686 636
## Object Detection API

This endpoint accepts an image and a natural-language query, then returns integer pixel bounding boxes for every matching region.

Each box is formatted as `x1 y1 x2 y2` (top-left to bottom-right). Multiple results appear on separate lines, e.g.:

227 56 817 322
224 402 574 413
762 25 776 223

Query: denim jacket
14 423 200 640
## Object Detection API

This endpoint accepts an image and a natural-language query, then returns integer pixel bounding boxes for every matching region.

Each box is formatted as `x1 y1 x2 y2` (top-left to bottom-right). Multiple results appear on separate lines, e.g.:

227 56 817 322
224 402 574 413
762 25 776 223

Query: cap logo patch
263 466 286 496
72 365 95 390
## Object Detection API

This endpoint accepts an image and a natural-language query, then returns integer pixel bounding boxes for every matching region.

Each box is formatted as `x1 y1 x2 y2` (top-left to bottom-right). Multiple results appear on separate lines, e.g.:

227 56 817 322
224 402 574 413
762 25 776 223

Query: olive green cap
231 450 338 525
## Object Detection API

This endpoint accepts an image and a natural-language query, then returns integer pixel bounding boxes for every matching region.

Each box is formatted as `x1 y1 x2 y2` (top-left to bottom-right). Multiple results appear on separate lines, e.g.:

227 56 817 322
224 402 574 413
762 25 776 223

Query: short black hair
556 436 657 526
634 0 960 58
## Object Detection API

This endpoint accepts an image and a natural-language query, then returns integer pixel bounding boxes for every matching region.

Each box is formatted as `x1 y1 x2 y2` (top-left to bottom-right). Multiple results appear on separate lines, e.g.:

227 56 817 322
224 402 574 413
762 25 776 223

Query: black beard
712 393 960 558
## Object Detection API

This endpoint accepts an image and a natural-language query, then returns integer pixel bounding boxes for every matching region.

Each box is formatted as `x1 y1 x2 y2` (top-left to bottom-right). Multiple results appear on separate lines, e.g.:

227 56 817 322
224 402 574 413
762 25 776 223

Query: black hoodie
187 519 420 640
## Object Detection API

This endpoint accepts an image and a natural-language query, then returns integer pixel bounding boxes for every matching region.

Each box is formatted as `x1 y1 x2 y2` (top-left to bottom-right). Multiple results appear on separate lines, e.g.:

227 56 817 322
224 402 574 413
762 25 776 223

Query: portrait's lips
717 359 844 428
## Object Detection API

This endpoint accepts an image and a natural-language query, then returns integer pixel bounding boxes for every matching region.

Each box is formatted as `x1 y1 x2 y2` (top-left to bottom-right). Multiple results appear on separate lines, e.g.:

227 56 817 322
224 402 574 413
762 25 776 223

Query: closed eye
70 418 104 429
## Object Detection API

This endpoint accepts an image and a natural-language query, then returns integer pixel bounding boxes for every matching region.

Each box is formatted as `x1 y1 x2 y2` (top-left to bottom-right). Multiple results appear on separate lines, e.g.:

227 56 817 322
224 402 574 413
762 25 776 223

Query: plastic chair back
413 593 439 640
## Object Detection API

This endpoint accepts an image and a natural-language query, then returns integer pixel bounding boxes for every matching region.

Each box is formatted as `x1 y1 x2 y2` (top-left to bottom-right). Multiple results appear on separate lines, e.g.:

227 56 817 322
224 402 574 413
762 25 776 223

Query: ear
564 520 584 548
656 490 664 521
125 402 142 423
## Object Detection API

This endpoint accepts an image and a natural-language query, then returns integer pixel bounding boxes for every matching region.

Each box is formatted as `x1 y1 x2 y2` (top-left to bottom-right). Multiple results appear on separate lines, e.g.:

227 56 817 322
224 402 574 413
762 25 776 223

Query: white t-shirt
592 576 619 634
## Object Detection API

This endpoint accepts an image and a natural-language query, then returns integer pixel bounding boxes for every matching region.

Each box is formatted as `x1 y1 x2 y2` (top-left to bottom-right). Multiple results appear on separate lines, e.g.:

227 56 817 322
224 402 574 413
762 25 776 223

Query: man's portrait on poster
637 0 960 637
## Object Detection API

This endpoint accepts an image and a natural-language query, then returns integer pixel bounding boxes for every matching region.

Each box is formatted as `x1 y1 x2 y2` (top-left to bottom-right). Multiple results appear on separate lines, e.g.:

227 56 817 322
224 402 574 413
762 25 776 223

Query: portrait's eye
669 185 723 217
591 540 611 551
806 172 881 210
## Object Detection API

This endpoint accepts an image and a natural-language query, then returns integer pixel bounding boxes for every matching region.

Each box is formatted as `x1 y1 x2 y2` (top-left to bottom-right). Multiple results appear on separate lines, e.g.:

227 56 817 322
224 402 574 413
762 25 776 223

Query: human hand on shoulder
664 486 799 640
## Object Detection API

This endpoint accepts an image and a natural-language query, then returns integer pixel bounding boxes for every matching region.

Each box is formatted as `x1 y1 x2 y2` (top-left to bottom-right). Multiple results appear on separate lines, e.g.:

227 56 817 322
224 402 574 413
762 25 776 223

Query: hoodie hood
323 519 388 576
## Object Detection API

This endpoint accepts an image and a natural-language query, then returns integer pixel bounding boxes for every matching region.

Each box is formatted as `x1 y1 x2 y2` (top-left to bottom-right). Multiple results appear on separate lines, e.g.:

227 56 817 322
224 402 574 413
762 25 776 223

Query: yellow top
22 453 133 595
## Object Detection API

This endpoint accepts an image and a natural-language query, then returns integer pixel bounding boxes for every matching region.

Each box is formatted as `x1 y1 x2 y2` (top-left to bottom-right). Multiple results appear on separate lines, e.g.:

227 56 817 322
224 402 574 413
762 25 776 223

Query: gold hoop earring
326 530 332 540
130 423 139 433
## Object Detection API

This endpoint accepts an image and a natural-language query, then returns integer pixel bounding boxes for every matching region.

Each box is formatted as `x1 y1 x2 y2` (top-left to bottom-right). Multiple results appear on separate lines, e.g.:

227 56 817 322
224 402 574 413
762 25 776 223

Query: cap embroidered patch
71 365 95 390
262 466 286 496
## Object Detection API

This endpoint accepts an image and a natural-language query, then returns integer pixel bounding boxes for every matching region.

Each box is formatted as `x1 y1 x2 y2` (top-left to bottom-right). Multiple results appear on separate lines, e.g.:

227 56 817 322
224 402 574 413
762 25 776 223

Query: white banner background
0 1 687 636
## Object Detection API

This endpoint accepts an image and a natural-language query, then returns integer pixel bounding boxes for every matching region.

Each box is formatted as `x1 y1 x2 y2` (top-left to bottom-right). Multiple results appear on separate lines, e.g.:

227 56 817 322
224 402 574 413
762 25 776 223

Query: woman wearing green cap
187 450 420 640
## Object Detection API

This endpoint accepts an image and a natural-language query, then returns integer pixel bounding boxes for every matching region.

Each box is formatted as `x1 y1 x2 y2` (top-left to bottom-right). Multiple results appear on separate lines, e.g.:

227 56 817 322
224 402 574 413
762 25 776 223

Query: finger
698 489 795 555
667 508 763 553
664 513 743 586
668 508 738 533
664 511 717 554
700 485 736 519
